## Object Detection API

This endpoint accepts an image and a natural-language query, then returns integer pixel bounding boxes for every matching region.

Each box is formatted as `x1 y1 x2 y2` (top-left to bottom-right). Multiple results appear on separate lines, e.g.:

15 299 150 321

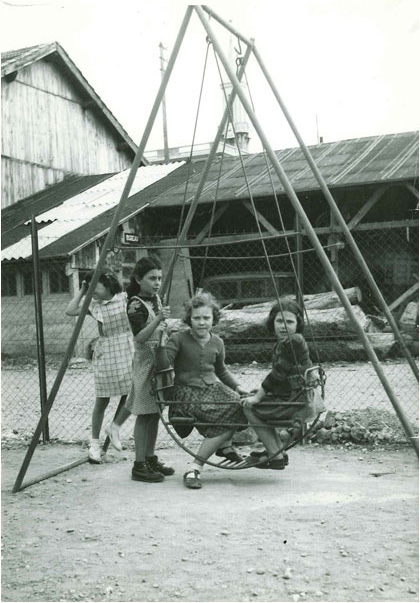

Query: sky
1 0 419 154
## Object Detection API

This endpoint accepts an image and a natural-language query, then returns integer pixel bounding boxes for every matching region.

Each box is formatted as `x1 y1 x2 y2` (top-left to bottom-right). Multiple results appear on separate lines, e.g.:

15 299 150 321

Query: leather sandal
250 449 267 458
267 457 286 470
250 450 289 466
215 447 243 462
248 453 287 470
183 470 202 489
243 454 269 468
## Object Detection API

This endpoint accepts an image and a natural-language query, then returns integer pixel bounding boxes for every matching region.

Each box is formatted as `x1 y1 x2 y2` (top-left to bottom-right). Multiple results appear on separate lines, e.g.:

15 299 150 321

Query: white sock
90 438 100 447
187 462 202 474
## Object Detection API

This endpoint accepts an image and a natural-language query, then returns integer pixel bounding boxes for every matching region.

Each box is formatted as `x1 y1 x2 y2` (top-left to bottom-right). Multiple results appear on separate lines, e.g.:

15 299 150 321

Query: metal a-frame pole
249 46 419 381
160 41 254 297
194 5 418 455
12 7 194 493
203 2 418 381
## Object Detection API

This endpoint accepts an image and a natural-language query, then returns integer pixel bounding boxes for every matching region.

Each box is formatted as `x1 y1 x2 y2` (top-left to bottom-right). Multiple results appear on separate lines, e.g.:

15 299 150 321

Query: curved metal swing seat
152 362 326 470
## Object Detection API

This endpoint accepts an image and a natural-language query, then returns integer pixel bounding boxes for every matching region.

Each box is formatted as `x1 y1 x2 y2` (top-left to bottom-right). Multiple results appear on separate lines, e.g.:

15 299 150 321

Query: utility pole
159 42 170 162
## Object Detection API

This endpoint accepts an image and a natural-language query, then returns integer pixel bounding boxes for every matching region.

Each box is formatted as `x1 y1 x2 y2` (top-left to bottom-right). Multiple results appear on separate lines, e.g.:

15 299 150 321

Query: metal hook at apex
234 36 243 56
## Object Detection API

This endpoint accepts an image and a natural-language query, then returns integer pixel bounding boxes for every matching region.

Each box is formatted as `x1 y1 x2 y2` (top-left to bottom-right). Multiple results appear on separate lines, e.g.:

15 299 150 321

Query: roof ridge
1 41 140 159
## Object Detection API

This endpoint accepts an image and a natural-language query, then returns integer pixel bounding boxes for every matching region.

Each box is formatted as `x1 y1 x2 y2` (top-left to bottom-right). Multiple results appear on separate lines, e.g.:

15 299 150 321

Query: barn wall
1 59 133 207
1 156 68 208
1 293 97 357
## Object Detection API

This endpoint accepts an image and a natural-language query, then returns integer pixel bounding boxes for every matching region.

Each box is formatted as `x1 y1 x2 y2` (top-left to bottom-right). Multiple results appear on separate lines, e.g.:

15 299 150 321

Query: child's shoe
249 450 289 468
132 461 164 482
146 455 175 476
105 422 122 451
249 449 267 459
266 457 286 470
88 440 101 464
215 446 243 462
183 469 202 489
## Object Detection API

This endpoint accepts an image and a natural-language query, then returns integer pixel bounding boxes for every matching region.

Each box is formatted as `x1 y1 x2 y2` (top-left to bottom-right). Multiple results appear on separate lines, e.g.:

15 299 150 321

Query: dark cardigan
165 330 238 390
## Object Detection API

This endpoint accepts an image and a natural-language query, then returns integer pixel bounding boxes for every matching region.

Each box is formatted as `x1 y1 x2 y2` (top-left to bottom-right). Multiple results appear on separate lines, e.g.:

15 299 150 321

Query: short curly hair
85 270 122 295
266 296 304 334
183 292 221 327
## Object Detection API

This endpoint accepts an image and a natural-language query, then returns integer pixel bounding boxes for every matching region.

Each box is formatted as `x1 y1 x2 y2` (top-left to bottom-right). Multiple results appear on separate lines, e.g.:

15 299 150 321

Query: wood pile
397 300 419 356
215 288 369 340
166 286 399 361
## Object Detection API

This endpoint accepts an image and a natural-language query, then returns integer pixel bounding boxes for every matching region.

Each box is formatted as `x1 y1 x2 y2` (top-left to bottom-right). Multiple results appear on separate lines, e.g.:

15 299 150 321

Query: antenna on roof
159 42 170 162
316 114 323 144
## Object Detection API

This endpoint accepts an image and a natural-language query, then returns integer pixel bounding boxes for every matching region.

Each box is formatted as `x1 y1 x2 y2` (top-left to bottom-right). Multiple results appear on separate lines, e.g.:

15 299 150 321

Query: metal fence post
31 215 49 442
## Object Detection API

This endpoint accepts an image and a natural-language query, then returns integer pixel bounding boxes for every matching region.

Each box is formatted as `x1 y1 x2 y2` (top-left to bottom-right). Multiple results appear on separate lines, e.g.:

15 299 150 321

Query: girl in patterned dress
120 256 175 483
66 271 134 464
165 292 248 490
241 297 325 469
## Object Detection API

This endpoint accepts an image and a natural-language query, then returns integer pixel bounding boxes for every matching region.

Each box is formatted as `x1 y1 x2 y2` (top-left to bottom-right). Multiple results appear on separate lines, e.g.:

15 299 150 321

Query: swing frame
12 4 417 493
152 363 327 470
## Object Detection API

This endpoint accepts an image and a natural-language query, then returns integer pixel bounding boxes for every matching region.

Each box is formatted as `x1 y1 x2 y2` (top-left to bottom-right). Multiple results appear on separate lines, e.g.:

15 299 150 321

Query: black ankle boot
146 455 175 476
132 461 164 482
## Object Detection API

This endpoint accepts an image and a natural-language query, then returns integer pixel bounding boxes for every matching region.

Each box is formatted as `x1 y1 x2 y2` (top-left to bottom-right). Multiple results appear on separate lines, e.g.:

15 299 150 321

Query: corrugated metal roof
37 162 192 259
150 131 419 207
1 42 139 159
2 163 185 261
1 174 115 250
2 131 417 262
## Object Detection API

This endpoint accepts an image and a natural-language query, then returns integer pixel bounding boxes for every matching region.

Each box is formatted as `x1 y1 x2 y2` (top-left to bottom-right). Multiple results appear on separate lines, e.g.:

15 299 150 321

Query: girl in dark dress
241 297 325 469
114 257 174 483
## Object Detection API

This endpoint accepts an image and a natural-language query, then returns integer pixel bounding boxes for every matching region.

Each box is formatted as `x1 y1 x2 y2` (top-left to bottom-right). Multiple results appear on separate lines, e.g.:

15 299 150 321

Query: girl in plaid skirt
165 292 248 489
66 270 134 464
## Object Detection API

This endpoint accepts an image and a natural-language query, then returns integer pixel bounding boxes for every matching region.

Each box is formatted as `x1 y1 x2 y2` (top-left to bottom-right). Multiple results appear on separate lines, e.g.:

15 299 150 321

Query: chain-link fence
1 226 418 451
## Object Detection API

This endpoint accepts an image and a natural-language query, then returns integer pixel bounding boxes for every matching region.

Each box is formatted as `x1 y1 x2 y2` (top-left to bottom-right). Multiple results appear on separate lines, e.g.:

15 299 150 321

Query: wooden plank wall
1 59 133 207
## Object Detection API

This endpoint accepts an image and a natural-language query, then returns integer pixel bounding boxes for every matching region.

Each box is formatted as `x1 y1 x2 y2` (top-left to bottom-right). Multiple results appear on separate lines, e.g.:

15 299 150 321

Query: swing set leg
14 400 128 492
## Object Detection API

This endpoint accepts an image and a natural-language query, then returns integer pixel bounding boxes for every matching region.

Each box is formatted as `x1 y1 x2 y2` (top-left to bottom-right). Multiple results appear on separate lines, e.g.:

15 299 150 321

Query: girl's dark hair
266 296 304 334
85 270 122 295
183 292 221 327
126 256 162 297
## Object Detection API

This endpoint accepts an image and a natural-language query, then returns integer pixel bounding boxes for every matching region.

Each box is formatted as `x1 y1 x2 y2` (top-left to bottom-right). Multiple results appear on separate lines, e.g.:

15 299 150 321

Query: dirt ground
1 443 418 602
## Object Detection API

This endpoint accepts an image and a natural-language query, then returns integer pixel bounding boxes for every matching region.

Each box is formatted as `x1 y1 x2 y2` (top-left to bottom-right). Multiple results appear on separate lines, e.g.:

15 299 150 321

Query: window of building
49 265 70 293
22 270 44 295
1 270 17 297
23 271 34 295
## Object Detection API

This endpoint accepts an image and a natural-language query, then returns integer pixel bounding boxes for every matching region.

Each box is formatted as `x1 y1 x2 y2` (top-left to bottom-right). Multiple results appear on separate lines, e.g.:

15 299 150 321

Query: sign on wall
123 233 139 244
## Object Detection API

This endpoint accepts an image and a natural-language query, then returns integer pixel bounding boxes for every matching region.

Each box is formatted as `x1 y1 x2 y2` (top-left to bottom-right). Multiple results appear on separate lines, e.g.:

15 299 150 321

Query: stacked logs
166 287 396 361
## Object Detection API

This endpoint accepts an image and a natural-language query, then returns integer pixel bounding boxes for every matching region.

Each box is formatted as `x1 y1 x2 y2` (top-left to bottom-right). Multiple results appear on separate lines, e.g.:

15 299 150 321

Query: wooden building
1 163 189 357
1 42 139 208
1 131 418 358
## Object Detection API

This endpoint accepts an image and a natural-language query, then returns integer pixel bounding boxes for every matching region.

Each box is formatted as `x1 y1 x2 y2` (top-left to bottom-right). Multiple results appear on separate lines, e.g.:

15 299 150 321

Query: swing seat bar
154 364 326 469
